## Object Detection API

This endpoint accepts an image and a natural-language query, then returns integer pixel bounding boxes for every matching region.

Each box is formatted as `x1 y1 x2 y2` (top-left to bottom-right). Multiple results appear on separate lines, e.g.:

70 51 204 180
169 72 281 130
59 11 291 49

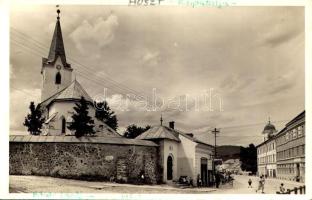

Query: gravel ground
9 175 216 194
9 175 305 194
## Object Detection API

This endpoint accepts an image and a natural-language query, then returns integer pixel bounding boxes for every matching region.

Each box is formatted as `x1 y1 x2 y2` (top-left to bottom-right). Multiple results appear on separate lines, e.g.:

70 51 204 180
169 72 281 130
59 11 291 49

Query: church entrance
61 118 66 134
167 155 173 180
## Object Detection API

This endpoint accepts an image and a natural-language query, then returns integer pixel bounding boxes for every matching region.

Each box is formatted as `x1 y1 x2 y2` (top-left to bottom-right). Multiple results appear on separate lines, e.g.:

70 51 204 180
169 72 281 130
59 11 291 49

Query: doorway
167 155 173 180
201 158 208 186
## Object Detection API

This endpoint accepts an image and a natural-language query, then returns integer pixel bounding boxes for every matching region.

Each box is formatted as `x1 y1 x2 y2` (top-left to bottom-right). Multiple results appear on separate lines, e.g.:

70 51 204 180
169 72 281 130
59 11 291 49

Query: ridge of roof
39 80 93 108
136 125 181 142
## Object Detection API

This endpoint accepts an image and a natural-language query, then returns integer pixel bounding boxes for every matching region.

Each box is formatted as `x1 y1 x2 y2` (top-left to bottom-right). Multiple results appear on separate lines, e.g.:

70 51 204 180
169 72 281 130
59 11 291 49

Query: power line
10 39 146 100
10 27 150 100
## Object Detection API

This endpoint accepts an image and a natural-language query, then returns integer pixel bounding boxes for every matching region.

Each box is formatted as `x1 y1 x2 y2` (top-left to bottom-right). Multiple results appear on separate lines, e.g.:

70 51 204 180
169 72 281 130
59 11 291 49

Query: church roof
136 125 181 142
39 80 93 108
9 135 158 147
43 9 71 68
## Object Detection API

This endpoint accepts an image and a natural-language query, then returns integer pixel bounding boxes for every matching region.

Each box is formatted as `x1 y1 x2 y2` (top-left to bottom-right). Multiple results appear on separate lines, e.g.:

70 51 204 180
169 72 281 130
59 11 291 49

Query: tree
124 124 151 139
24 102 45 135
239 143 257 174
68 96 95 138
94 101 118 131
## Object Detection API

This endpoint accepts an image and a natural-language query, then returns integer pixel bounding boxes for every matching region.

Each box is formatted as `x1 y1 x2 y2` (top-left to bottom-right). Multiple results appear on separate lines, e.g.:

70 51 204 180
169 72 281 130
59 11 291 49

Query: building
275 111 305 182
136 120 215 186
256 120 277 178
38 9 120 137
10 8 216 186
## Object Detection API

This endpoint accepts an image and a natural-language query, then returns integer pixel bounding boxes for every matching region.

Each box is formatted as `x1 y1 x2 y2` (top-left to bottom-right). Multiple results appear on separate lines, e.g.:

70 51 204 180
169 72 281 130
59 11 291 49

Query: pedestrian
215 172 221 188
197 174 202 188
248 178 252 188
260 175 265 193
279 183 286 194
256 175 263 193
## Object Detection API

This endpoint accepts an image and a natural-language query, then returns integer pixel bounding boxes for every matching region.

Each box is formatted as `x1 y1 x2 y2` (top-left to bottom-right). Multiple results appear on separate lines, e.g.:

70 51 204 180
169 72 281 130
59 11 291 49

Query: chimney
186 133 194 138
169 121 175 129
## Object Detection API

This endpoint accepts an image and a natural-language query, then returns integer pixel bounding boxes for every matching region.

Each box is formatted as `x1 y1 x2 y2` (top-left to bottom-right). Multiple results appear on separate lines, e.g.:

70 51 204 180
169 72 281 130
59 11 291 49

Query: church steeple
47 7 70 68
41 6 73 102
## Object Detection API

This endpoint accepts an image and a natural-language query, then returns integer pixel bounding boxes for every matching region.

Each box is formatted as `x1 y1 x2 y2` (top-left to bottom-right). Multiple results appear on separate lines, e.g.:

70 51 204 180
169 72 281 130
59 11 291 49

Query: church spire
47 6 69 68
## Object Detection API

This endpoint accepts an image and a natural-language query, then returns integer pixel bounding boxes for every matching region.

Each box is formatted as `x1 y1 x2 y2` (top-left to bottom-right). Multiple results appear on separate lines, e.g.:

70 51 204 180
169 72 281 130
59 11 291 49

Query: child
279 183 286 194
248 178 252 188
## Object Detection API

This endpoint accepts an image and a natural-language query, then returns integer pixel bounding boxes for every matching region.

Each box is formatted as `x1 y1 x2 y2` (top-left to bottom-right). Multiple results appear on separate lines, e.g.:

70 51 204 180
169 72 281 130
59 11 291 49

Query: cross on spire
56 5 60 20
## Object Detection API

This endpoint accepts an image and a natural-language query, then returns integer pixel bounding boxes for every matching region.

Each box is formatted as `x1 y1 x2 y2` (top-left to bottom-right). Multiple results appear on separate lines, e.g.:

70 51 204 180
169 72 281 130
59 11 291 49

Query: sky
9 5 305 146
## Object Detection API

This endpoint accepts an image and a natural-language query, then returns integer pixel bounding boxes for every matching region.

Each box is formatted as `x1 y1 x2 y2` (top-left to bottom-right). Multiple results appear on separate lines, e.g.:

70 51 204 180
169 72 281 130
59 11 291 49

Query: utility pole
212 128 220 160
211 128 220 187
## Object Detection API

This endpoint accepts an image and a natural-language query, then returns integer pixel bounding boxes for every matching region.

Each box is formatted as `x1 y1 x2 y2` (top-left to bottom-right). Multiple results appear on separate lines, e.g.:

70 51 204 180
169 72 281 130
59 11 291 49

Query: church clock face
56 65 61 70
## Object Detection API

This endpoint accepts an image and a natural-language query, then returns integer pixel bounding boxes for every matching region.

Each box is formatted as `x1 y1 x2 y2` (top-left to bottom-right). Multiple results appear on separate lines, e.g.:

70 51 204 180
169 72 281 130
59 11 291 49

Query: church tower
41 8 72 101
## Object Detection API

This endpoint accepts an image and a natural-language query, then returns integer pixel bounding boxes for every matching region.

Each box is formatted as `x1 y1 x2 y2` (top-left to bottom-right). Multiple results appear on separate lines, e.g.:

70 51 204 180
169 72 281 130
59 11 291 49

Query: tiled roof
55 80 92 101
178 131 214 147
9 135 158 147
136 125 214 147
136 125 181 142
39 80 93 108
45 17 70 68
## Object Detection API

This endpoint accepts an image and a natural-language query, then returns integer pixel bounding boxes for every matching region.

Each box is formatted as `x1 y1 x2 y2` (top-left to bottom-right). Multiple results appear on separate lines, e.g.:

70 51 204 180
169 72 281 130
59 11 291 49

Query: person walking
248 178 252 188
260 175 265 193
256 175 264 193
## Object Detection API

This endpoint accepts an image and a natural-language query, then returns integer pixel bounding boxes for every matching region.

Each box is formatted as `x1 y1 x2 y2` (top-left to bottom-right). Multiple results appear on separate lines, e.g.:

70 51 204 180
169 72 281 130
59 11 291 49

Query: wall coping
9 135 158 147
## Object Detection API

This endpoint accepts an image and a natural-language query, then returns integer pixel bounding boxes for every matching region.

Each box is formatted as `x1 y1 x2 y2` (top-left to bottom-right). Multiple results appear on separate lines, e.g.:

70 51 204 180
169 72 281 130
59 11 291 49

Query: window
55 72 61 84
286 133 289 141
298 126 302 137
273 142 275 150
293 129 297 139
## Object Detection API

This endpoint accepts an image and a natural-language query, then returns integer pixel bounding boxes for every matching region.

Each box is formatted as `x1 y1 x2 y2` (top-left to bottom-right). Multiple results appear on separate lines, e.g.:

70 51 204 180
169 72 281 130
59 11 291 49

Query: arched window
61 117 66 134
55 72 61 84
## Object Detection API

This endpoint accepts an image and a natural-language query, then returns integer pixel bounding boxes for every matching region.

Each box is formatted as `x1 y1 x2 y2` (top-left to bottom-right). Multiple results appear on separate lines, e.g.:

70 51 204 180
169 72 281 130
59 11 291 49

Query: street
210 175 305 194
9 175 304 194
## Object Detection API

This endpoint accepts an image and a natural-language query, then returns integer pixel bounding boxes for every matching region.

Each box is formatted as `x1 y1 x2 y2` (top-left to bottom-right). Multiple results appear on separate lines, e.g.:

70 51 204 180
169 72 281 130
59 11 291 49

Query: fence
276 185 305 194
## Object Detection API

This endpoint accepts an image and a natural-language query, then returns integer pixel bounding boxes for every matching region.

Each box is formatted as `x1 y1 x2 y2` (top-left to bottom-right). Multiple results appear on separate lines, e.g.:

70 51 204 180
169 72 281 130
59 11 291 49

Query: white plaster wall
48 101 98 135
177 135 196 179
195 144 214 178
41 56 72 101
163 139 179 182
257 140 277 175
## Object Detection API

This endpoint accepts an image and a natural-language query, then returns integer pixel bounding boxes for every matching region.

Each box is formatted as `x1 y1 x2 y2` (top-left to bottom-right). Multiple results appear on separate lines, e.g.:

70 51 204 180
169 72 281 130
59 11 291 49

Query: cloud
69 14 119 54
142 50 159 64
10 88 41 132
9 6 304 146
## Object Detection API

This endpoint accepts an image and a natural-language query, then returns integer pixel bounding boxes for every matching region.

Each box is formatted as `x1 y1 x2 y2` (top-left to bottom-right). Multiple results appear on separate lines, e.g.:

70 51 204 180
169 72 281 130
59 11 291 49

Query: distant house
37 9 120 137
136 120 215 186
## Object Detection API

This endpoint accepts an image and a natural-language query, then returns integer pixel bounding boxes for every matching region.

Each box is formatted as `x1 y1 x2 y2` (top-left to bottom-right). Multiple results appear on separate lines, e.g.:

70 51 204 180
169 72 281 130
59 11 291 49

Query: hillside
216 145 242 161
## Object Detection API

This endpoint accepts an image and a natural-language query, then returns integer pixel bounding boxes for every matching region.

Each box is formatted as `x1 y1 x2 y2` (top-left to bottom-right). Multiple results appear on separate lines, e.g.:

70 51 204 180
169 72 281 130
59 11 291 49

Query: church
16 8 216 186
38 9 120 137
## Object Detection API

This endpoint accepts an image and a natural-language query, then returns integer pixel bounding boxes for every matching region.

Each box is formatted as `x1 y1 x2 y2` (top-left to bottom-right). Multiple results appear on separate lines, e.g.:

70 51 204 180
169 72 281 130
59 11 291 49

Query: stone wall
10 142 159 184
